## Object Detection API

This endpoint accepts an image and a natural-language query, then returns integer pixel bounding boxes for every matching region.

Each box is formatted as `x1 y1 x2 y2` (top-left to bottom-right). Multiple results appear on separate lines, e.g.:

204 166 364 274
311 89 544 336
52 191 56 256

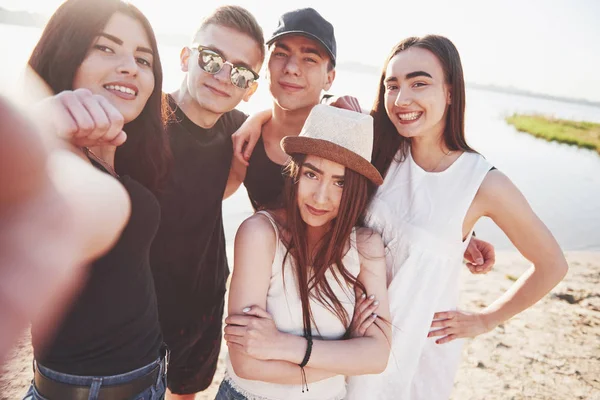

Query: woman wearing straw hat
216 104 392 400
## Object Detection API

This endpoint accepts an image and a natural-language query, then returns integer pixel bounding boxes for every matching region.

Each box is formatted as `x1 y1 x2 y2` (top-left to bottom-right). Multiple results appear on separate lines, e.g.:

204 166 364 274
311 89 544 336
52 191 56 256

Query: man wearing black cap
227 7 348 211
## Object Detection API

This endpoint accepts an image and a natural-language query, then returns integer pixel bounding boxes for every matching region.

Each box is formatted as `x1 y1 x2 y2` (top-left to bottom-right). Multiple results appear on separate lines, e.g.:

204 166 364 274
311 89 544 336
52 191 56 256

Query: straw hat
281 104 383 185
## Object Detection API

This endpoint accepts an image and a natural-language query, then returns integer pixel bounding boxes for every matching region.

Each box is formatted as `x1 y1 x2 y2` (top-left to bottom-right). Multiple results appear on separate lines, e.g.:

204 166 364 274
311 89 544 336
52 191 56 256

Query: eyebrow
99 32 154 56
304 162 345 180
273 43 323 59
406 70 432 79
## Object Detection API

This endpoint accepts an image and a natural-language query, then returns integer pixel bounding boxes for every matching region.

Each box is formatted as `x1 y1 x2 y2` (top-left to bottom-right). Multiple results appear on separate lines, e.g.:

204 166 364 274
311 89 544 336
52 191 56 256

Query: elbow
555 258 569 282
230 359 256 380
364 343 390 374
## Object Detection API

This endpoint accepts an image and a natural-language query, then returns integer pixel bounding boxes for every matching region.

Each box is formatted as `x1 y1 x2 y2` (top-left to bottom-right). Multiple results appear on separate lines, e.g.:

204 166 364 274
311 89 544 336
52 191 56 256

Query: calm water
3 24 599 251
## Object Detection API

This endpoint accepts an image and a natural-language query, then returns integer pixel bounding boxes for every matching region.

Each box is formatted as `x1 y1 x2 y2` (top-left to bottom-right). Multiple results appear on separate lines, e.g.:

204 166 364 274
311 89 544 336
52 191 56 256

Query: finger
356 296 374 315
223 325 247 337
80 95 111 141
428 327 454 338
436 334 457 345
226 341 244 352
107 130 127 147
62 94 95 138
232 134 249 166
224 315 253 326
359 300 379 321
95 95 125 142
433 311 454 320
223 334 244 346
467 243 484 266
243 134 259 162
357 313 378 335
242 306 273 320
430 318 453 328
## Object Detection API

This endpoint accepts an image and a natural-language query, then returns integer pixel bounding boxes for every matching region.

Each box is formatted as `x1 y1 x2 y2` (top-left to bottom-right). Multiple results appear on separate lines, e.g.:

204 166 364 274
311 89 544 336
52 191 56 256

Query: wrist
480 308 501 331
281 333 308 364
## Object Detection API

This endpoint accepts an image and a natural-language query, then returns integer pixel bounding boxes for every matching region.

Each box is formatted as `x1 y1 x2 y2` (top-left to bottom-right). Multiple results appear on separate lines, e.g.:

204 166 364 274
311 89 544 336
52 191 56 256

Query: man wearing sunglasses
148 6 264 400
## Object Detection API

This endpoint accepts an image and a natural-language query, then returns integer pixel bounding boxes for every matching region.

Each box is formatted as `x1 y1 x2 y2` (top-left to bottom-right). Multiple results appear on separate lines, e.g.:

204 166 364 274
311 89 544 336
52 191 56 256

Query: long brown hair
371 35 475 177
280 155 372 336
28 0 171 192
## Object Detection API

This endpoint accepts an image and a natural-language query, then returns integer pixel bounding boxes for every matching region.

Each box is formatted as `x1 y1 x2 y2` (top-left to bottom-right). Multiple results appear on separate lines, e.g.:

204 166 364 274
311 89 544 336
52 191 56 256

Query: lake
2 24 599 252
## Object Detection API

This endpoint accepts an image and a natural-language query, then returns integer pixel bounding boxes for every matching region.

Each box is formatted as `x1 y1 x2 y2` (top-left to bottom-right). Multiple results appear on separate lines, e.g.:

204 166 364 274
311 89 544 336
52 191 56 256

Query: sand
1 251 599 400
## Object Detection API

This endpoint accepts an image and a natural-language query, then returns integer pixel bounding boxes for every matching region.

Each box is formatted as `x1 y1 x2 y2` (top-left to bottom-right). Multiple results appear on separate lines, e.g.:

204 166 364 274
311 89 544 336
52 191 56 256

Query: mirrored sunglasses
193 44 259 90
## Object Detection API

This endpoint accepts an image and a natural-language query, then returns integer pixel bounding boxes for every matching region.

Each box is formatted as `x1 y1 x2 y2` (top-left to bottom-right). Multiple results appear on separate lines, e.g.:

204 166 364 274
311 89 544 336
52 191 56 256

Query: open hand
428 310 495 344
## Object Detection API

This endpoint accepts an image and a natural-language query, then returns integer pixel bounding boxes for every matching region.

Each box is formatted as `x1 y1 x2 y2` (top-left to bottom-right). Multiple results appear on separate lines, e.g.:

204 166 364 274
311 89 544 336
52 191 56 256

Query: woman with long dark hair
346 35 568 400
216 105 391 400
24 0 170 398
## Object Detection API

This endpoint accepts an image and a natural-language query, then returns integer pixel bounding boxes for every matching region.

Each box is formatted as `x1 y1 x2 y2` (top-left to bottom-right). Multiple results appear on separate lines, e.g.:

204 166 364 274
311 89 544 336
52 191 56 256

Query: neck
171 85 221 129
305 222 330 255
264 102 315 140
409 129 451 171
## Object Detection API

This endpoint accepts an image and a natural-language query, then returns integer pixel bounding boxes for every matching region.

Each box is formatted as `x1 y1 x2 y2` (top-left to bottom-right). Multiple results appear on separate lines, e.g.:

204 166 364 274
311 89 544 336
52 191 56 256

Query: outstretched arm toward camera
430 170 568 343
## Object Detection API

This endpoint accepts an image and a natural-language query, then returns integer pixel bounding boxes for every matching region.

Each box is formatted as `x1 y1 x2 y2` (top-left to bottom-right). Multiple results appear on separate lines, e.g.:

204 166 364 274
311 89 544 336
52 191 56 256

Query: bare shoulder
477 169 528 217
235 212 277 245
355 227 386 275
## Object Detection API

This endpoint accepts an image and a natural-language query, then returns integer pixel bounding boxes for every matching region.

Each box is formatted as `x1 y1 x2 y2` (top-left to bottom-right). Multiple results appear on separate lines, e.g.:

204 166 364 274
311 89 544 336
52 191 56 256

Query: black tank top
244 135 286 211
33 161 163 376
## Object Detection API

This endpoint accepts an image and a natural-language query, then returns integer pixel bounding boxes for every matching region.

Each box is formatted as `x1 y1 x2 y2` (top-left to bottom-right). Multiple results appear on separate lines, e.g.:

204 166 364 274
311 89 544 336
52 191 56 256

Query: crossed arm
226 215 391 383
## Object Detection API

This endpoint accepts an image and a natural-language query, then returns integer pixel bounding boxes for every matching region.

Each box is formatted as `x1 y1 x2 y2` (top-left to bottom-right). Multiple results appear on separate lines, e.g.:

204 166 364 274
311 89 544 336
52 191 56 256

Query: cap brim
281 137 383 186
267 31 336 66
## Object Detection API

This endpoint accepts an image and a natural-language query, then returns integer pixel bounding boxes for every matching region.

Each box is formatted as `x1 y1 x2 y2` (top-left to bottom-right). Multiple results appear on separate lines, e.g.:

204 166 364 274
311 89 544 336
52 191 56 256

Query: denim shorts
23 352 167 400
215 378 249 400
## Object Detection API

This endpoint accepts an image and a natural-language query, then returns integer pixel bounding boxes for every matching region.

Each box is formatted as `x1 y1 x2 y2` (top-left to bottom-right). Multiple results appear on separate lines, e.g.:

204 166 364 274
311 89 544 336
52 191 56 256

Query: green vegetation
505 114 600 154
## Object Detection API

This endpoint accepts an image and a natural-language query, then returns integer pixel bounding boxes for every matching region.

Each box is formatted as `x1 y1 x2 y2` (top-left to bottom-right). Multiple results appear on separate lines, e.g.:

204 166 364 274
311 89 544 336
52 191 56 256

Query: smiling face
267 35 335 112
72 12 154 123
296 155 345 228
180 24 263 115
383 47 451 140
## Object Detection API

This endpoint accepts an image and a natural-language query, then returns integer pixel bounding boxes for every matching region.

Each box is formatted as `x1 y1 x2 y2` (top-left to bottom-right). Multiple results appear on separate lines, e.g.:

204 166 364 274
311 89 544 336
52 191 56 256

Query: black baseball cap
267 8 336 66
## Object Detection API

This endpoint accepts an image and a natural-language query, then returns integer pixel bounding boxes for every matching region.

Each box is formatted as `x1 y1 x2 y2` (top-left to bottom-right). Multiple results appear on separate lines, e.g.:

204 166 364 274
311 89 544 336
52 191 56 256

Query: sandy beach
1 251 599 400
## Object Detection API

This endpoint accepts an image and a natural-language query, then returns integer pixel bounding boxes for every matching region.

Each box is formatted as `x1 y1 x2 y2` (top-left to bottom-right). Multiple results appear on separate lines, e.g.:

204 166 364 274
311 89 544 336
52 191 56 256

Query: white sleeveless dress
346 150 492 400
225 211 361 400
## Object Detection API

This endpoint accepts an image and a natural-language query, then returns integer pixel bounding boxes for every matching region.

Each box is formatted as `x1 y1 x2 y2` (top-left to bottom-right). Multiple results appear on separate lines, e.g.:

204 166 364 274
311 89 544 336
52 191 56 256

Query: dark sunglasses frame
192 44 259 89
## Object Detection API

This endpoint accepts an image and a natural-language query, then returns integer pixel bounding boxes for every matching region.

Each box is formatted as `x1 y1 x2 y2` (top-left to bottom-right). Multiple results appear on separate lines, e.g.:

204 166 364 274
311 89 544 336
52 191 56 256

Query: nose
313 181 329 205
283 55 301 76
117 54 139 76
214 62 232 85
394 88 412 107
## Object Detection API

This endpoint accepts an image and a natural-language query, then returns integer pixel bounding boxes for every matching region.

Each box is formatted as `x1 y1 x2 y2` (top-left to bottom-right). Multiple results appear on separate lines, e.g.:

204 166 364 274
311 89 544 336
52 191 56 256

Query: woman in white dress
217 105 392 400
345 35 569 400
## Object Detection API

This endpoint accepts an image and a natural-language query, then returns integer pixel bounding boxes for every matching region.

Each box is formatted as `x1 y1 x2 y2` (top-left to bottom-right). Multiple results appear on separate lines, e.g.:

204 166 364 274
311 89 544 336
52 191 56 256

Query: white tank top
347 150 492 400
225 211 361 400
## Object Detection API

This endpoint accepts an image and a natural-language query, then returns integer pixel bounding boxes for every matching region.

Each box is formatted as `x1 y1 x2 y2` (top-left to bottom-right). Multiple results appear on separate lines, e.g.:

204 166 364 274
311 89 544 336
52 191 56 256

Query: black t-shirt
149 96 247 336
33 165 163 376
244 135 286 211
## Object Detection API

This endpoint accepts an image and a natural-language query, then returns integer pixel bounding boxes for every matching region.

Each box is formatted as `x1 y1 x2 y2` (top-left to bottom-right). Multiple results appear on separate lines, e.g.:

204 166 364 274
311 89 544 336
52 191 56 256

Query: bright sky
2 0 600 102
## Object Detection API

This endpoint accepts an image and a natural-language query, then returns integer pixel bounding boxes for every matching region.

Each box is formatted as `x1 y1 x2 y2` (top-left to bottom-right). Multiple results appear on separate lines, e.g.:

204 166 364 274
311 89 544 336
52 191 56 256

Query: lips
103 82 139 100
204 83 230 97
306 204 329 216
279 81 304 92
396 111 423 124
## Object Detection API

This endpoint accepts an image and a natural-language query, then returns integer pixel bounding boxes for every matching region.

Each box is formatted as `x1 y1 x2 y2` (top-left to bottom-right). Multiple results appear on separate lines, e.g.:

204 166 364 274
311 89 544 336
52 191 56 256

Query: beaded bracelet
299 334 313 393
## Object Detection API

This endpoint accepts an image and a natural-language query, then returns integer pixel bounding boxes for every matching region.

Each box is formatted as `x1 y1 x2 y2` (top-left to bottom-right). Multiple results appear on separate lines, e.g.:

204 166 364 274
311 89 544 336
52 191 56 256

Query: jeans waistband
35 344 169 387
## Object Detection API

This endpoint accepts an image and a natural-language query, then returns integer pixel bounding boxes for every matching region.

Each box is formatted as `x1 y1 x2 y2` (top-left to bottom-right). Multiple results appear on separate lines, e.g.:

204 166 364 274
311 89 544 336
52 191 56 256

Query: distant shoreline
1 11 598 109
506 113 600 154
